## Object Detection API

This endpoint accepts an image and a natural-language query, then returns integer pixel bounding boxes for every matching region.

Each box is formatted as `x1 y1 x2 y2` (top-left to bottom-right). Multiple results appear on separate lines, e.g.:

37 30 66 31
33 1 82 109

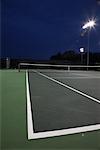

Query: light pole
6 57 10 69
80 48 84 65
82 20 96 66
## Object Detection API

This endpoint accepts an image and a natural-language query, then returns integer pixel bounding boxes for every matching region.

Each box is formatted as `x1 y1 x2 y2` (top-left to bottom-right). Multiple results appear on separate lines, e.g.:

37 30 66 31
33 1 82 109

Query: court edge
26 70 100 140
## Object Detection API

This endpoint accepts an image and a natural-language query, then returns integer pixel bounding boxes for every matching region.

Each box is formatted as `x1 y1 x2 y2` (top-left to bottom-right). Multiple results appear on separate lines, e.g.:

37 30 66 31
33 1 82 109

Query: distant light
80 48 84 53
82 20 96 29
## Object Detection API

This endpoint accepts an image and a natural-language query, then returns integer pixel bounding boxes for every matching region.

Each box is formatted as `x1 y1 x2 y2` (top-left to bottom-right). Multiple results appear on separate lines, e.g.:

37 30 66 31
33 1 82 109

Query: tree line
50 50 100 65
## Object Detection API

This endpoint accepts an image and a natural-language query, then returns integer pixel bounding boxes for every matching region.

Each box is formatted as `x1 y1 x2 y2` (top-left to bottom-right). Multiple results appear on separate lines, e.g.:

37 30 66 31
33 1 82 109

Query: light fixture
82 20 96 29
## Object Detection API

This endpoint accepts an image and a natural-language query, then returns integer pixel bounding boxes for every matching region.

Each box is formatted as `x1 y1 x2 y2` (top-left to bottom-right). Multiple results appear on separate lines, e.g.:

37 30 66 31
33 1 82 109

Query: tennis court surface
1 68 100 150
26 66 100 140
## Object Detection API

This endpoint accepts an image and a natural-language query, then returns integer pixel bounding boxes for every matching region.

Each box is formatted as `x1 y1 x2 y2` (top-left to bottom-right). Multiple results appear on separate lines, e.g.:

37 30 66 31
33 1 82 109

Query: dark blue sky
1 0 100 60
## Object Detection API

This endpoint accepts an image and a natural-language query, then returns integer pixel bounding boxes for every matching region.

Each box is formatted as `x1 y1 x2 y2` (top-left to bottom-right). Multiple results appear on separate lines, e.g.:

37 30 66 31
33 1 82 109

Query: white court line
26 71 34 139
26 71 100 140
52 76 100 79
36 71 100 104
36 70 100 78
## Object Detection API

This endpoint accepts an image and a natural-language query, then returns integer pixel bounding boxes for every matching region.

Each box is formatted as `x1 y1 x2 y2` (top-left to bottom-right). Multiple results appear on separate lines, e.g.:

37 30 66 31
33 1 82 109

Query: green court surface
0 70 100 150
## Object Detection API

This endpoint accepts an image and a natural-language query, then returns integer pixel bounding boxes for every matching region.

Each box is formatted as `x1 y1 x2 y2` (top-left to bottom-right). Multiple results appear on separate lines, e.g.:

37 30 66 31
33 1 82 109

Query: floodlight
80 48 84 53
82 19 96 66
82 20 96 29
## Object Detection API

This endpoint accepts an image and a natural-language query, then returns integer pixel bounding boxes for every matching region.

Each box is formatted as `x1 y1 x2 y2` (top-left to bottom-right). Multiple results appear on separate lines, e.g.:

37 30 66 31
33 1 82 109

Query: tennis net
18 63 100 72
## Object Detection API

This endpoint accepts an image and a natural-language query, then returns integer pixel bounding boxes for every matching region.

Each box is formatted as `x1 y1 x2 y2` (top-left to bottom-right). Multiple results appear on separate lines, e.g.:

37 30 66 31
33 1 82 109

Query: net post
68 65 70 71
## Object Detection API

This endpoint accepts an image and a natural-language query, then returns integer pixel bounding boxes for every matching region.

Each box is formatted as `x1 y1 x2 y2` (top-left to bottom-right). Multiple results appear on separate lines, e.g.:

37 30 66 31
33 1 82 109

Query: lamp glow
80 48 84 53
82 20 96 29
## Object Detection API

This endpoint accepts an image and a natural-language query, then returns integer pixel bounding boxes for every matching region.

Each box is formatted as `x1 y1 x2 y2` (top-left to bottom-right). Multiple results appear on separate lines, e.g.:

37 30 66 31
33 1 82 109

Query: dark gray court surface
28 70 100 133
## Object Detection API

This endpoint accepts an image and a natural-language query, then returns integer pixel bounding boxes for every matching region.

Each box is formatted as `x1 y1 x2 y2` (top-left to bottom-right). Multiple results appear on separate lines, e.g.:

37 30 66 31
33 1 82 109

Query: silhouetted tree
50 50 100 65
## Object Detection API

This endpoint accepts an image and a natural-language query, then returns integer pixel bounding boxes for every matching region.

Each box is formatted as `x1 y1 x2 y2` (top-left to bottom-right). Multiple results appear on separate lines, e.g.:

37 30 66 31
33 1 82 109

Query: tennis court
1 67 100 150
26 66 100 140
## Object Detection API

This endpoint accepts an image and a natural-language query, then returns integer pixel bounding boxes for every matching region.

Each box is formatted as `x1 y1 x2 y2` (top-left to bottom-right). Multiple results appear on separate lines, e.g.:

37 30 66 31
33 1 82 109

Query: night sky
1 0 100 60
